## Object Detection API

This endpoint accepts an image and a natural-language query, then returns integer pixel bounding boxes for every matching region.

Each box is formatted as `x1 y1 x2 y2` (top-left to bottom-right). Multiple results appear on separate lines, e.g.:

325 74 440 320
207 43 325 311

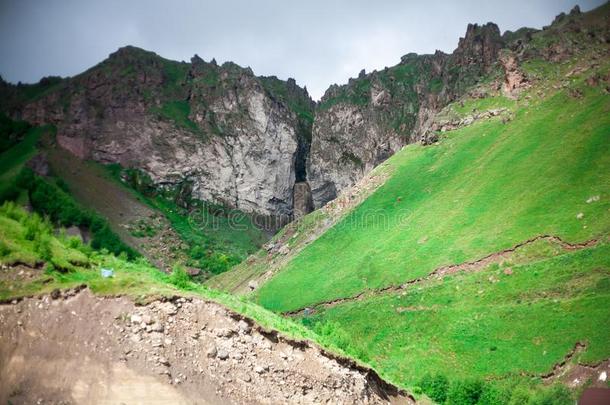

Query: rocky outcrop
8 47 313 220
293 181 314 219
307 23 505 208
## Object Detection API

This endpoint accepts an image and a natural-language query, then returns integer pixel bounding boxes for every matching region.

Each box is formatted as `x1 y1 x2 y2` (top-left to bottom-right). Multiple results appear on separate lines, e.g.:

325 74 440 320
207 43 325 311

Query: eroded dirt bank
0 288 411 404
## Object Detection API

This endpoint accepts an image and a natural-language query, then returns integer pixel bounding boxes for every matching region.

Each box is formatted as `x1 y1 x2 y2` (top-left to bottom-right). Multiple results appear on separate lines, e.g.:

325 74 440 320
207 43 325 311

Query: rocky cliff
3 5 602 220
2 47 314 221
307 22 506 207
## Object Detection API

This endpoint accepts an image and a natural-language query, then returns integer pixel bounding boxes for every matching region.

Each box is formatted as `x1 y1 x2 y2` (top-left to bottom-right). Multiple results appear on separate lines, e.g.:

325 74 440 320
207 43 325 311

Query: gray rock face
307 103 404 207
16 47 306 219
307 23 506 208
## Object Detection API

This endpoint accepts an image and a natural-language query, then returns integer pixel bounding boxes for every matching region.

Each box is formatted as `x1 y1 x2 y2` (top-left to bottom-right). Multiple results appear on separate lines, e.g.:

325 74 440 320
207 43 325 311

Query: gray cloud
0 0 604 99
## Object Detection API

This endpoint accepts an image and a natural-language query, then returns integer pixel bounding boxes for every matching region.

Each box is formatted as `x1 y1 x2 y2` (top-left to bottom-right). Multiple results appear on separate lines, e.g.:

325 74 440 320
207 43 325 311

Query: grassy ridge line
255 83 610 312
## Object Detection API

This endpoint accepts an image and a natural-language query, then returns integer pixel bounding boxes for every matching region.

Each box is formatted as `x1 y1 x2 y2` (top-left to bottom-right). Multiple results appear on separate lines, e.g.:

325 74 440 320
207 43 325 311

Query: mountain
1 47 315 222
0 3 609 404
211 3 610 401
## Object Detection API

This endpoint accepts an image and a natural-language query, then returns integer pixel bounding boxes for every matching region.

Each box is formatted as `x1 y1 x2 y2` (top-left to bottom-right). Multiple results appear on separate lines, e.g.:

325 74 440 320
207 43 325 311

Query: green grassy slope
303 240 609 386
256 84 610 312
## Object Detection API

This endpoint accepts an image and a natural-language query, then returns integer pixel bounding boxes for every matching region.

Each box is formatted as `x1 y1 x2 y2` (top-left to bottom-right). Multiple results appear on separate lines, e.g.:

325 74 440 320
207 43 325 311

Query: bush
478 384 506 405
169 265 191 289
33 233 52 261
528 384 573 405
0 240 11 257
447 379 483 405
420 373 450 403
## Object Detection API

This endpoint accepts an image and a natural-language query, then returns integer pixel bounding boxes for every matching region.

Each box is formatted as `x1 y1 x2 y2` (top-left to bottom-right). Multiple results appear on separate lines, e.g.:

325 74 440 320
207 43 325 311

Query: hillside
0 2 609 404
213 3 610 401
0 202 410 404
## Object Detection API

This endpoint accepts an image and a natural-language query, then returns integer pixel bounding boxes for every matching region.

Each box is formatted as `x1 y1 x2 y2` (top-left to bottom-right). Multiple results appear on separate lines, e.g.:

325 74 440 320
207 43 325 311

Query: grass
152 100 200 132
255 83 610 312
301 241 610 388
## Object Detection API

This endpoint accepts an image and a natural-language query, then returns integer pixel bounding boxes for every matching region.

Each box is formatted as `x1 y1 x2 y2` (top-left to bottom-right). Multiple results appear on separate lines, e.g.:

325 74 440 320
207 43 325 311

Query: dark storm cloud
0 0 605 99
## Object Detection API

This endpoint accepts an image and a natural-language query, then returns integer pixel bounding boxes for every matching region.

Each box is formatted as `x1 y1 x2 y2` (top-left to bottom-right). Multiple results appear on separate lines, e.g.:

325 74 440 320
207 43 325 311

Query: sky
0 0 605 100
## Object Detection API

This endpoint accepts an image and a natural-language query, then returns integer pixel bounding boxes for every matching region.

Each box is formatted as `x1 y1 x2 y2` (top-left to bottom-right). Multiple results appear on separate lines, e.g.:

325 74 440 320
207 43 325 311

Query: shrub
17 169 138 259
0 240 11 257
420 373 450 403
33 233 52 261
528 384 573 405
169 265 191 289
478 384 506 405
447 379 483 405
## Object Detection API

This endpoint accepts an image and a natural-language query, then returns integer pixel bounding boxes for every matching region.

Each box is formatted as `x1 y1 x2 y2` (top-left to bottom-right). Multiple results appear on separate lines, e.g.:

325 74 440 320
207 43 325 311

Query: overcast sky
0 0 604 99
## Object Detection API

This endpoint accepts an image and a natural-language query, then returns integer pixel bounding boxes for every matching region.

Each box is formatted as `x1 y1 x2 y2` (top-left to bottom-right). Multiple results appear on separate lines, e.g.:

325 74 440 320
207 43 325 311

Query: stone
217 350 229 360
206 346 218 358
576 212 584 220
130 314 142 324
237 320 251 334
142 314 153 325
151 322 164 332
247 280 258 291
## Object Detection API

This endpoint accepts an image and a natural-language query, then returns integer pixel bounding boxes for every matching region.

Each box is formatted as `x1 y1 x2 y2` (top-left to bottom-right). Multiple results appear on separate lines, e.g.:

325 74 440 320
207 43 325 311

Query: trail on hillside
285 235 600 316
0 287 411 405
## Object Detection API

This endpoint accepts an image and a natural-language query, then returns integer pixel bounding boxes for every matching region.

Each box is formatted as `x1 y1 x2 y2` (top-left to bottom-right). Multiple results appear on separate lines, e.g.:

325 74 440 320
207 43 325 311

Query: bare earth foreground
0 287 410 404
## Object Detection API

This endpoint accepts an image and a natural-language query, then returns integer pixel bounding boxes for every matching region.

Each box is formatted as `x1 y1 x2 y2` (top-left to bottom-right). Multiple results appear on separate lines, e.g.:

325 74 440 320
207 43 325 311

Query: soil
0 288 412 404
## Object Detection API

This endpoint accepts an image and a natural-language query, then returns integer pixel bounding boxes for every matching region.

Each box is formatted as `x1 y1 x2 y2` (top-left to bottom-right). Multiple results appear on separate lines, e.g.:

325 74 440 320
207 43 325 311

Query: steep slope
0 204 410 404
215 3 610 399
1 48 315 221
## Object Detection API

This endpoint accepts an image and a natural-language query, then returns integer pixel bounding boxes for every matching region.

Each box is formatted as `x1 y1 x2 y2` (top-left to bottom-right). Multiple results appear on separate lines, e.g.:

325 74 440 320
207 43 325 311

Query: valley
0 2 609 404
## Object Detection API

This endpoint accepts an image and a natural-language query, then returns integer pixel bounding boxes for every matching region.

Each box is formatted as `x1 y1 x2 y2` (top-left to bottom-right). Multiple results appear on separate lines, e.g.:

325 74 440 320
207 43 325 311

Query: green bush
528 384 573 405
0 240 11 257
447 379 483 405
478 384 506 405
420 373 450 403
169 265 191 289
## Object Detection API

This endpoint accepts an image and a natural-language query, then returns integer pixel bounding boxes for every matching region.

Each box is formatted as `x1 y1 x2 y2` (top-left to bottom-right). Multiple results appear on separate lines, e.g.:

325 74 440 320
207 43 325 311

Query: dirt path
0 288 411 404
285 235 599 316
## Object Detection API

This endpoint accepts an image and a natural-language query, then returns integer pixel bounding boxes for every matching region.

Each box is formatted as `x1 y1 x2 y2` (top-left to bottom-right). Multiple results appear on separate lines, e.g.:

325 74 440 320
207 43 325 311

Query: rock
576 212 584 220
158 357 170 366
151 322 164 332
18 50 307 220
26 153 50 176
50 289 61 300
247 280 258 291
130 314 142 324
206 346 218 358
142 314 153 325
217 350 229 360
254 366 266 374
237 320 251 334
599 371 607 382
215 328 234 338
586 195 600 203
159 303 178 316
